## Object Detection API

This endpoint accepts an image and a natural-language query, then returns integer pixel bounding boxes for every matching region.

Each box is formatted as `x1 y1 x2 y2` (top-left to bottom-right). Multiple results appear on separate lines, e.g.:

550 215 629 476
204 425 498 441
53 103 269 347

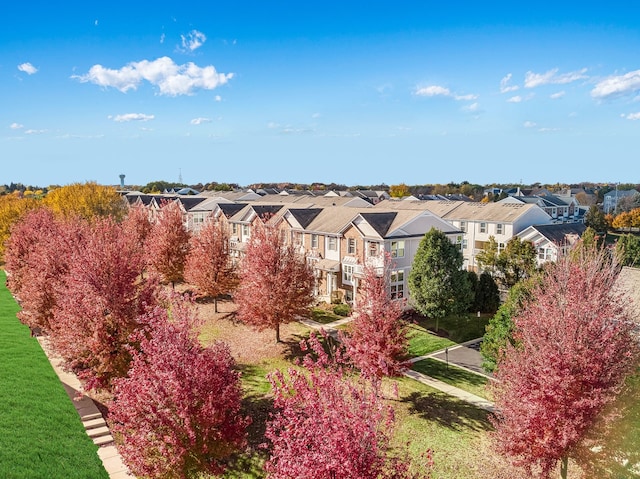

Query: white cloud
160 33 165 44
25 129 47 134
312 112 321 119
500 73 519 93
73 56 233 96
507 95 522 103
550 91 566 99
524 68 588 88
190 117 211 125
523 121 537 128
17 62 38 75
180 30 206 52
591 70 640 99
623 112 640 120
214 95 222 102
110 113 155 122
415 85 451 97
10 122 24 129
463 102 479 112
414 85 478 101
538 127 559 132
267 122 280 129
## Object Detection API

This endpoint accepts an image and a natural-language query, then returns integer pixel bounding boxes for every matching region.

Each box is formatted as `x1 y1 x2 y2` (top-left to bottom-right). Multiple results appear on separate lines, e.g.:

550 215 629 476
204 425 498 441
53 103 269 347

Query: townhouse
517 223 587 266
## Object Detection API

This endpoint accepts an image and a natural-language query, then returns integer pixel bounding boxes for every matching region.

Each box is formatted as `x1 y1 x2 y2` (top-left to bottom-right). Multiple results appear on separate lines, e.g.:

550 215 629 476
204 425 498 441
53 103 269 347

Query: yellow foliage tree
388 183 411 198
0 195 40 262
612 211 633 231
44 182 127 221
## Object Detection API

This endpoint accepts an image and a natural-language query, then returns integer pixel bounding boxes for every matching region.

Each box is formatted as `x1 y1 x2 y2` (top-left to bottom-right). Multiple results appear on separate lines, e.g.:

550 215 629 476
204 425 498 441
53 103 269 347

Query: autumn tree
184 218 236 312
44 182 127 221
341 254 410 379
490 251 640 479
264 333 431 479
145 200 191 287
235 223 314 342
408 228 473 330
50 217 158 390
4 208 78 333
389 183 411 198
110 296 248 479
0 194 39 262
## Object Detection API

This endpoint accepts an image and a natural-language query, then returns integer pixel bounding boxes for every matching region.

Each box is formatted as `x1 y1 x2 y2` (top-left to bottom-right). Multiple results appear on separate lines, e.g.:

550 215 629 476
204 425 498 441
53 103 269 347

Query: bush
333 303 351 317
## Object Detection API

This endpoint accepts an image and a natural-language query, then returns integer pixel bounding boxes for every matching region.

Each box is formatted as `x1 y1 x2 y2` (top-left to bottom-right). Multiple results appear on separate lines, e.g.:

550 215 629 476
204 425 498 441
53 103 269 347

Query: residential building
517 223 587 266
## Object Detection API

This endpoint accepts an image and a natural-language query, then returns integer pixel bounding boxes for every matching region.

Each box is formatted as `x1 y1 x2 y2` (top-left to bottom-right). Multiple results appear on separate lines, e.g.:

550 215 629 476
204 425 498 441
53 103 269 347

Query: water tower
119 174 125 189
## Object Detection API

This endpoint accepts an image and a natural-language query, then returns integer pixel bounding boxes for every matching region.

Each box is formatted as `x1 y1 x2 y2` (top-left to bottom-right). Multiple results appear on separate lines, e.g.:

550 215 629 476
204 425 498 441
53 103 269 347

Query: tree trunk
214 297 218 314
560 456 568 479
275 323 281 343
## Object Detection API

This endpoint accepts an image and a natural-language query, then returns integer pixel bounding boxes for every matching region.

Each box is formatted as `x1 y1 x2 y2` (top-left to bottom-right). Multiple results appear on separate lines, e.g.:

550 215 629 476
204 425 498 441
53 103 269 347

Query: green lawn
310 307 344 324
411 358 491 400
0 272 108 479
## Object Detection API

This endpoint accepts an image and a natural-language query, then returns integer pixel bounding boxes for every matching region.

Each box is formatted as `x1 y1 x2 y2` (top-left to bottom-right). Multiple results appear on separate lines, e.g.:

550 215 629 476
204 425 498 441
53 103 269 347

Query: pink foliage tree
109 295 248 479
490 251 640 479
264 333 431 479
184 218 237 312
51 217 158 390
235 223 314 342
341 253 410 379
145 200 190 287
4 208 81 333
121 204 153 273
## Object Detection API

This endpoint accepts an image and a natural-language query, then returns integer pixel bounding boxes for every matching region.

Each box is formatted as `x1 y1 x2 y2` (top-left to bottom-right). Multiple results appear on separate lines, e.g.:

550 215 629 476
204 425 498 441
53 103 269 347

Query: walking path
37 337 134 479
300 316 495 412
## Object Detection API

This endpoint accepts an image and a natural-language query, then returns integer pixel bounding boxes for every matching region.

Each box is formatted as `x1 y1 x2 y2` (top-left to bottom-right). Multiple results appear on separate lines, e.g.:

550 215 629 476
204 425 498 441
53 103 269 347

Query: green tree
615 234 640 267
496 237 537 288
475 236 500 274
475 271 500 314
585 205 607 233
44 182 127 221
408 228 473 331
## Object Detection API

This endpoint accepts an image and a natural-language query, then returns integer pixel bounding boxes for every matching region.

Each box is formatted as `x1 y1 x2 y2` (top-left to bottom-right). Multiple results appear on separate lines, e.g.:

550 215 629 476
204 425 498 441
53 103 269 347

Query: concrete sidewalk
37 337 134 479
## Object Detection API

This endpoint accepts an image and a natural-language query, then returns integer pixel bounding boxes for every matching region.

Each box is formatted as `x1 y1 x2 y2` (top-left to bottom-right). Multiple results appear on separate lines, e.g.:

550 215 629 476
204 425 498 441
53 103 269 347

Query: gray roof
359 212 398 237
527 223 586 244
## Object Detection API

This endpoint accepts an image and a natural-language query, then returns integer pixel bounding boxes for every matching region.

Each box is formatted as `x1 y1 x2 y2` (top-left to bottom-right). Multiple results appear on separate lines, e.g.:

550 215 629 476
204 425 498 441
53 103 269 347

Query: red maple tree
264 333 432 479
490 251 640 479
109 295 248 479
184 218 237 312
145 200 190 287
4 208 81 333
341 253 410 379
235 223 314 342
50 217 158 390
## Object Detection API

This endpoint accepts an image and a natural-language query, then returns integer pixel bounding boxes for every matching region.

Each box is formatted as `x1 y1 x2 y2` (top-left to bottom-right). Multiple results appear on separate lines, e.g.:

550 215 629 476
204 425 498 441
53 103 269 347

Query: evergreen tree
408 228 473 330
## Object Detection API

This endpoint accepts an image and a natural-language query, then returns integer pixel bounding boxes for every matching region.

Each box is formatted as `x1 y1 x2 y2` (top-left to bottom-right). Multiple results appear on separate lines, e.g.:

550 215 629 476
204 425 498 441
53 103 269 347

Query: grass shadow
401 390 493 433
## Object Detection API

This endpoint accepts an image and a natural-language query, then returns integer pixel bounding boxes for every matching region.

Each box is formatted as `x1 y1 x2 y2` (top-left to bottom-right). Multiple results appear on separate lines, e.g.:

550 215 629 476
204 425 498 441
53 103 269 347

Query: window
242 224 250 238
390 270 404 299
496 223 504 235
311 234 318 249
328 236 337 251
538 248 546 260
459 221 466 232
498 242 506 253
232 223 238 235
294 232 303 245
347 238 356 255
391 240 405 258
462 239 468 250
368 242 379 257
480 222 487 233
343 264 354 283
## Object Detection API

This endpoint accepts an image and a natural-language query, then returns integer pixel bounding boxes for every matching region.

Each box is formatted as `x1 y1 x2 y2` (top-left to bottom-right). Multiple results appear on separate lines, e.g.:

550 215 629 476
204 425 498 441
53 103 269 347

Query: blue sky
2 2 640 187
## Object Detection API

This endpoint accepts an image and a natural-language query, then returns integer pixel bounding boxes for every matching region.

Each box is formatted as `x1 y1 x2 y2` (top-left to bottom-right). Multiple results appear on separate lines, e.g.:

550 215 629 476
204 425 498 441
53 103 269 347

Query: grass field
411 358 491 400
0 272 108 479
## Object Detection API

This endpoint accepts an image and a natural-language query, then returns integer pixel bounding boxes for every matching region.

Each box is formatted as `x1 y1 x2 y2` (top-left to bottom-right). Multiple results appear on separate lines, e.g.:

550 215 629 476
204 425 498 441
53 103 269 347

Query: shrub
333 303 351 317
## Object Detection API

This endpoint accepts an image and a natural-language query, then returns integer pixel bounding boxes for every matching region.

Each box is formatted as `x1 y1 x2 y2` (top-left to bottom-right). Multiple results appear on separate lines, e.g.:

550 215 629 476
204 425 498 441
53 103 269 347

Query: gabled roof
521 223 586 244
250 204 284 221
287 208 323 229
176 196 207 211
358 212 398 237
218 203 248 218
